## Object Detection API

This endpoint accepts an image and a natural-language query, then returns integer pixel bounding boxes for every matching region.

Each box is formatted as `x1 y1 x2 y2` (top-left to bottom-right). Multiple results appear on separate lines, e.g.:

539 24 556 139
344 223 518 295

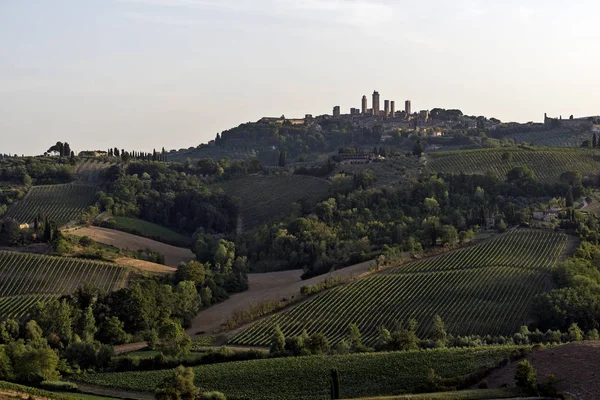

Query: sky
2 0 600 155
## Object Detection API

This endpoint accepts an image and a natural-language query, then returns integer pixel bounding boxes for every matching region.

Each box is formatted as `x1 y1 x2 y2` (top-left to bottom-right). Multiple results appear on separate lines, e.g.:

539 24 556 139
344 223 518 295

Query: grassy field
77 345 527 400
4 183 98 225
230 230 567 346
0 251 129 319
103 216 192 247
213 174 332 231
425 147 600 183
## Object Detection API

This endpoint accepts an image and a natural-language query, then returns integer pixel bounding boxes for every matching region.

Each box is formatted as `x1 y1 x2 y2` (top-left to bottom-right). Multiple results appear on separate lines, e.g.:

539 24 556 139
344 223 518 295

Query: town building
362 95 368 114
384 100 390 117
390 101 395 118
405 100 412 116
373 91 380 115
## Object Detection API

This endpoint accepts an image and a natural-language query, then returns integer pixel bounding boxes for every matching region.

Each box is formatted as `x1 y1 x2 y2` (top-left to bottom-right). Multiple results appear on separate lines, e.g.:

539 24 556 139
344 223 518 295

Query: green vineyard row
229 231 567 346
214 174 331 231
5 183 98 225
426 147 600 183
77 345 527 400
0 251 129 319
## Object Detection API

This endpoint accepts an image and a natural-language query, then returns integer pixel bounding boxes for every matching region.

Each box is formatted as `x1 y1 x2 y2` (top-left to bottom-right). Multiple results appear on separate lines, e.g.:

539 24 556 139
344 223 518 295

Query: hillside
481 341 600 399
426 147 600 183
66 226 194 268
0 250 129 319
4 183 98 225
230 230 568 346
76 345 527 400
212 174 332 231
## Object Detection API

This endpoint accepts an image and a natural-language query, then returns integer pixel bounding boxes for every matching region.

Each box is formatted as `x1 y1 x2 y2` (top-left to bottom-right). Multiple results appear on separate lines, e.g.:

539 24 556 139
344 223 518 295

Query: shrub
515 360 537 395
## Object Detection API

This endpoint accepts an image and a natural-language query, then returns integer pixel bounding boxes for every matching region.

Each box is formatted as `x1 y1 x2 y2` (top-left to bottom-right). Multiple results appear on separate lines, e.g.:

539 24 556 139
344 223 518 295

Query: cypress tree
594 133 598 148
330 369 340 399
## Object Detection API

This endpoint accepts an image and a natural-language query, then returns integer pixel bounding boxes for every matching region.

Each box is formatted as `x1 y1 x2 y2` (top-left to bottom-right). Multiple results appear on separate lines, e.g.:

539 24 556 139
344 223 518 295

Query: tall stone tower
333 106 341 117
373 91 380 115
384 100 390 117
362 96 368 114
405 100 412 116
390 101 395 118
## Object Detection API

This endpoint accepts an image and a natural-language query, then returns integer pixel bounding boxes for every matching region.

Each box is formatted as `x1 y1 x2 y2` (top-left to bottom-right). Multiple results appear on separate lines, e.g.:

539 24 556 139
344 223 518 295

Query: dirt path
65 226 194 267
481 341 600 399
187 260 375 337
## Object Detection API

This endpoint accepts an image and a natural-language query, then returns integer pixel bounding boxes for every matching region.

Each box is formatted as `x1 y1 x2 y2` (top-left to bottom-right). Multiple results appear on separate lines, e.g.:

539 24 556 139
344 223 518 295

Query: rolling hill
230 230 568 347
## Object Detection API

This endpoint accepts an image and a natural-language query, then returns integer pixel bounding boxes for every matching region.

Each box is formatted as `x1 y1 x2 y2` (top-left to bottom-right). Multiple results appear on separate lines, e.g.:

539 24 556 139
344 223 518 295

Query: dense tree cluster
99 162 239 234
233 167 576 278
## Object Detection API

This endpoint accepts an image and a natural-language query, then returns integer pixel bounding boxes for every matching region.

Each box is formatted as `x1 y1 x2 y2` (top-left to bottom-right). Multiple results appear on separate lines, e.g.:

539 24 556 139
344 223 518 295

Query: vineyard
499 128 593 147
74 158 117 183
229 230 568 346
4 183 98 225
0 251 129 319
77 345 528 400
213 175 331 231
426 147 600 183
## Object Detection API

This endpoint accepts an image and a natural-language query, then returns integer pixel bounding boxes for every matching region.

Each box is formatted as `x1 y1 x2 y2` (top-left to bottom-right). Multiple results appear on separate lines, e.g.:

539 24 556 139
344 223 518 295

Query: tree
330 368 341 399
412 139 424 156
155 365 199 400
175 261 206 287
345 323 362 351
515 360 537 395
432 315 447 346
278 151 287 167
6 340 61 384
594 133 598 148
568 322 583 341
270 324 286 354
77 306 97 342
155 319 191 356
306 333 330 354
566 189 574 208
97 316 129 345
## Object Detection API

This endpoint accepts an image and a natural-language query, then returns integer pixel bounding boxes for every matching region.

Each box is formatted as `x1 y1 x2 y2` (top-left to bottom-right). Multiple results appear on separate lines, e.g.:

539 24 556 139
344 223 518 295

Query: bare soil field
186 259 376 338
481 341 600 399
114 257 176 275
65 226 194 267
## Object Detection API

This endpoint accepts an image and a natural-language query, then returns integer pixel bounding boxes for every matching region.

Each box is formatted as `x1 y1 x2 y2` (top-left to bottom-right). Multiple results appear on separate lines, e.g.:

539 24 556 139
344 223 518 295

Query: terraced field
426 147 600 183
75 158 117 183
230 230 568 346
0 251 129 319
502 128 593 147
4 183 98 225
213 174 331 231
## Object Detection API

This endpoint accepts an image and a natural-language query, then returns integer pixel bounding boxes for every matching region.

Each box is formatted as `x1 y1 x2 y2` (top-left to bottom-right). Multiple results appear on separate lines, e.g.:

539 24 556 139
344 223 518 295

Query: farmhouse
339 153 382 165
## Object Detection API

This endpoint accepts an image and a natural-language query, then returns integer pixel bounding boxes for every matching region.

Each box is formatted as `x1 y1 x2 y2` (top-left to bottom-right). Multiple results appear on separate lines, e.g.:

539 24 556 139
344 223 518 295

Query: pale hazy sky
1 0 600 155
